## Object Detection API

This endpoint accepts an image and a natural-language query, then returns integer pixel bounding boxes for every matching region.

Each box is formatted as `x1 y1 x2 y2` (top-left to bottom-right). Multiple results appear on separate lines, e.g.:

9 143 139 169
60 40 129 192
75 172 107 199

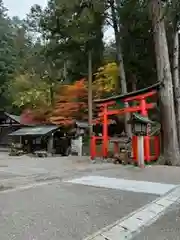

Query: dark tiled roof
9 125 59 136
5 112 21 123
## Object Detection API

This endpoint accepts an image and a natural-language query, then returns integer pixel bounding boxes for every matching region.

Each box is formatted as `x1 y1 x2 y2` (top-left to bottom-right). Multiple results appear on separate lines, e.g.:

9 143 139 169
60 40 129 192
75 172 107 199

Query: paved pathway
0 154 179 239
0 181 156 240
132 202 180 240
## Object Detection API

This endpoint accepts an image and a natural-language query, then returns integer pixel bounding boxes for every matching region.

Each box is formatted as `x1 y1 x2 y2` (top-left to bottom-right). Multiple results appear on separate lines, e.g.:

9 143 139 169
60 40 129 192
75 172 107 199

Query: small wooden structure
9 125 61 156
91 82 161 163
110 136 132 164
0 111 23 148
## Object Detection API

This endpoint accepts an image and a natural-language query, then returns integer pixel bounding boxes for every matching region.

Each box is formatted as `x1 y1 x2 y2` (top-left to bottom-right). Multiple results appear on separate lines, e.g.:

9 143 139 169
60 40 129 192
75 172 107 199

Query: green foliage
118 0 157 90
0 1 17 106
26 0 105 81
0 0 179 117
165 0 180 29
8 74 54 109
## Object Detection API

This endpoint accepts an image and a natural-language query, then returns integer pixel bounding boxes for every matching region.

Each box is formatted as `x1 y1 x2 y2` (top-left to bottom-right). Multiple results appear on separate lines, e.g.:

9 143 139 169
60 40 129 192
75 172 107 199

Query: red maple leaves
50 79 88 125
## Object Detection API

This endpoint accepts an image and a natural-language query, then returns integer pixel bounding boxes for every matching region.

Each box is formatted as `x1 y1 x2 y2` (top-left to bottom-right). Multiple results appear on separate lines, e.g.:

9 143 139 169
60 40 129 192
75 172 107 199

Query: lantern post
128 114 155 168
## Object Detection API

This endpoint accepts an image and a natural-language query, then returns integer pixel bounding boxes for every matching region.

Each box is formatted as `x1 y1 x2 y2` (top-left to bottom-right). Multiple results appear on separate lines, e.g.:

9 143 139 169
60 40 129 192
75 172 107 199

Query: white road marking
66 176 176 195
83 186 180 240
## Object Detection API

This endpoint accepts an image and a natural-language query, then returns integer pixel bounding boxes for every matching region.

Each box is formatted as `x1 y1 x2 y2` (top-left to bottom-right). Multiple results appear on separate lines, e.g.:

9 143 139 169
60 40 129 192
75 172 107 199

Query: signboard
71 136 83 156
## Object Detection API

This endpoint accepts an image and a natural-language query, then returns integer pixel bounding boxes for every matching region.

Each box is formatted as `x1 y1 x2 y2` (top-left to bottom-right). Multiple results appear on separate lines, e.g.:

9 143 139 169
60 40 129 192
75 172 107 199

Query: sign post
79 136 83 157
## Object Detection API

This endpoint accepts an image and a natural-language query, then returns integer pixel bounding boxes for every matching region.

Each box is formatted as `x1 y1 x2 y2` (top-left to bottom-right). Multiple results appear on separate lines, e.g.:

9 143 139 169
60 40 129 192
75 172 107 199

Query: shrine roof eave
94 82 162 104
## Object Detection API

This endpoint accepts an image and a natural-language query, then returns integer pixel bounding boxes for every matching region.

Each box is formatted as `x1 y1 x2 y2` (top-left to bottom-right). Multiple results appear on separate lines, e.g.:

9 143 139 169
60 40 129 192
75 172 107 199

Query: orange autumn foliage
50 79 88 125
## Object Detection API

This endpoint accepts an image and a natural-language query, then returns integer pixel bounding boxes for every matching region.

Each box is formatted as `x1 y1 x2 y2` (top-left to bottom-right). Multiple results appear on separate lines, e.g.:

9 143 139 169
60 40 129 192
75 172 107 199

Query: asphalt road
0 154 158 240
0 154 179 239
0 181 156 240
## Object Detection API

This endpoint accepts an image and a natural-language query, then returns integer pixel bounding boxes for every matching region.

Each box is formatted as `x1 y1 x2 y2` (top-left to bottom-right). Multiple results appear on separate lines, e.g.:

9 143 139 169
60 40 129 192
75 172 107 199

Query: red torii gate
91 82 161 162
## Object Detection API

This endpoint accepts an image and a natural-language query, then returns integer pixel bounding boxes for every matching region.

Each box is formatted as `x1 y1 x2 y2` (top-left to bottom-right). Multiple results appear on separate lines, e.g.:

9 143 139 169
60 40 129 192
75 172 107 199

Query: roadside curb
84 185 180 240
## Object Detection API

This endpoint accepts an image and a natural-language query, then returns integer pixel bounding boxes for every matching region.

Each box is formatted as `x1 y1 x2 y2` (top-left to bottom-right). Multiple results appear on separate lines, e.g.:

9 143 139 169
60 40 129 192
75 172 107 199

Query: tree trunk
63 61 67 82
110 0 131 137
131 80 137 92
172 28 180 144
49 84 54 106
130 74 137 106
130 73 137 92
149 0 180 165
88 50 93 140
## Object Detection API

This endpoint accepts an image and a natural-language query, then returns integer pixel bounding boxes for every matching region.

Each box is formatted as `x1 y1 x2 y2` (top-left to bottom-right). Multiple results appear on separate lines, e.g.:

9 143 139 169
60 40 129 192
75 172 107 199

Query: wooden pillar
132 136 138 163
103 104 108 158
90 135 96 160
88 50 93 160
47 134 54 156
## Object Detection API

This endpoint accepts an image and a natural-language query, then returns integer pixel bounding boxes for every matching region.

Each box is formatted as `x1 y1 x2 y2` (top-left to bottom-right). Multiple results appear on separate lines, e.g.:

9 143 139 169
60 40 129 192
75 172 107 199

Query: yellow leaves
8 73 54 108
93 62 119 98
